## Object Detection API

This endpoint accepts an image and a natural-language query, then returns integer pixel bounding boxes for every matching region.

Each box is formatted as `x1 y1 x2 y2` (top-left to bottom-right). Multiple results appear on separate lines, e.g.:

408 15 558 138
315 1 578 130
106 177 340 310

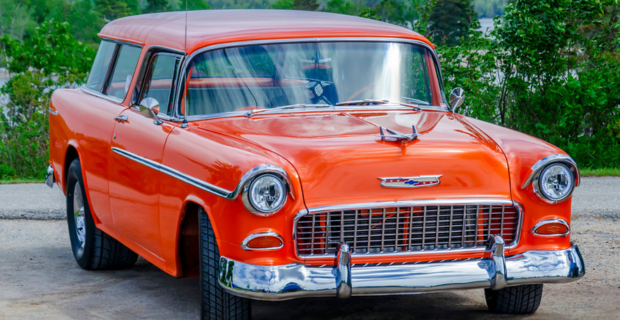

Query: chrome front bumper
218 236 585 301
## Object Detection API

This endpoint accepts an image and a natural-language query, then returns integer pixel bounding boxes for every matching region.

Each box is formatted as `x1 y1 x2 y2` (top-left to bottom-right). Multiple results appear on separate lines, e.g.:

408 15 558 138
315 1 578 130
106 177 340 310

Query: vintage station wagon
46 10 585 319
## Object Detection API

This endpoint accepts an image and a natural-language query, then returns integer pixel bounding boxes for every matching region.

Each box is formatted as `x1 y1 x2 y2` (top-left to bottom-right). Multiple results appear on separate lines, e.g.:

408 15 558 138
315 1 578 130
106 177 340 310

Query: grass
580 168 620 177
0 178 44 184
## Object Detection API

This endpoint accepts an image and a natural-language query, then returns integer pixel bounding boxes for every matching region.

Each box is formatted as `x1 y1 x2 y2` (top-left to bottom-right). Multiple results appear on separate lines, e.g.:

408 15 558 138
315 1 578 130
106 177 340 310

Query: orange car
46 10 585 319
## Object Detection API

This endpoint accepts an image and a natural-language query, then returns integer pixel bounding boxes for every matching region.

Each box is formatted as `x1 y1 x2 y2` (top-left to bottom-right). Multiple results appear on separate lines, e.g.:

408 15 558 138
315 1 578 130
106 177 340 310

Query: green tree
271 0 294 9
145 0 171 13
95 0 139 21
0 21 95 179
179 0 212 10
293 0 319 10
428 0 477 46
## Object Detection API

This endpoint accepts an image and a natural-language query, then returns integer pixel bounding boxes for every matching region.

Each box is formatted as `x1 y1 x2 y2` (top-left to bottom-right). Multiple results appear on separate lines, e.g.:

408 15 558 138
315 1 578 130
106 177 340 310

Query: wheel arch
175 196 218 278
63 141 82 194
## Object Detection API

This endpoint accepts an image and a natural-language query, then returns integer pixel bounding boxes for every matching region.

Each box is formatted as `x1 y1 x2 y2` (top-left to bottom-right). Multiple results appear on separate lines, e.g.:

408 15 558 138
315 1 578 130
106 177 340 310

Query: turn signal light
242 233 284 250
532 219 570 237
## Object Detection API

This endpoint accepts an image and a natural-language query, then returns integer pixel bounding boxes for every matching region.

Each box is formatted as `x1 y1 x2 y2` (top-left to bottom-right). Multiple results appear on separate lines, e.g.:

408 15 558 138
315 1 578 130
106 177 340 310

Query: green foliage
429 0 478 46
292 0 319 10
0 21 95 179
145 0 172 13
181 0 212 10
272 0 294 9
437 0 620 168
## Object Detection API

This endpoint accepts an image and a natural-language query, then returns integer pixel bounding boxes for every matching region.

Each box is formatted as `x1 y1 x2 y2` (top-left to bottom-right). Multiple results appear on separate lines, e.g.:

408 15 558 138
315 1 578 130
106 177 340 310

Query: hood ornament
377 125 418 142
378 175 442 188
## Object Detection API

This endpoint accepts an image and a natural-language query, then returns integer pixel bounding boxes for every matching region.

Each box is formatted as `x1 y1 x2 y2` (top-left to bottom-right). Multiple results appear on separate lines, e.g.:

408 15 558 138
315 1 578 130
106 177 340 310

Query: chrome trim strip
45 165 55 188
241 232 284 251
293 199 523 260
173 37 448 121
218 244 585 301
111 147 294 201
81 86 124 104
531 219 570 237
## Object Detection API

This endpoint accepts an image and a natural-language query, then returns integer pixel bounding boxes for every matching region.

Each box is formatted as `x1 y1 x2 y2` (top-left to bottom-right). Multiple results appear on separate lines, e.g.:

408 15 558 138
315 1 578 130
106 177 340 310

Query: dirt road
0 178 619 319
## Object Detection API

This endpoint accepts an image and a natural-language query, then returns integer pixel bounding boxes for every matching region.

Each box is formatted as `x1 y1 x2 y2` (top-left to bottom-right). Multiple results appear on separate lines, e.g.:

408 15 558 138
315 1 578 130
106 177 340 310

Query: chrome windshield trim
522 154 580 189
81 86 124 104
241 232 285 251
111 147 294 200
292 199 523 260
173 37 448 120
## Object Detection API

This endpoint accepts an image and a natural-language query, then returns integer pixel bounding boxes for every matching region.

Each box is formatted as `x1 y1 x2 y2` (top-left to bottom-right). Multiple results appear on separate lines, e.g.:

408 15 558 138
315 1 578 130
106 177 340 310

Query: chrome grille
296 204 520 257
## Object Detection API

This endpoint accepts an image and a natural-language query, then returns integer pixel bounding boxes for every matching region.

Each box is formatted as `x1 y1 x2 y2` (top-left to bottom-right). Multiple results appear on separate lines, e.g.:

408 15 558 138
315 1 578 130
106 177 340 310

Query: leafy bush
0 21 95 179
435 0 620 169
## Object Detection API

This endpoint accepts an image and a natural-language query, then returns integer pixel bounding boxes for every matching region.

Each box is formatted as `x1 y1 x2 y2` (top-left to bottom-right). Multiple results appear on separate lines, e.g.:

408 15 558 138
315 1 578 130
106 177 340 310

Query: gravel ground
0 184 65 220
0 178 619 319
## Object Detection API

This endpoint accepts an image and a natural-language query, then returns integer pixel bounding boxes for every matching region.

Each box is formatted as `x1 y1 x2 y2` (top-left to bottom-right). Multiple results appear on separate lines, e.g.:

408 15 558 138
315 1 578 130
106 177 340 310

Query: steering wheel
346 85 375 102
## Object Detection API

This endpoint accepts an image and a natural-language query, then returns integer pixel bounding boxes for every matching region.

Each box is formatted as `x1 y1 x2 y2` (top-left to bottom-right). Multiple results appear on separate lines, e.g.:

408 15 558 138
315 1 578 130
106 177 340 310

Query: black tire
485 284 543 314
199 208 251 320
66 158 138 270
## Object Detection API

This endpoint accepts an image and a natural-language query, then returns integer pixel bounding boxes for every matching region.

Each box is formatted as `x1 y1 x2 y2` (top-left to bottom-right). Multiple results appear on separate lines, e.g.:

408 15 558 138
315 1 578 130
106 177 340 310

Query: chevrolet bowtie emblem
378 175 442 188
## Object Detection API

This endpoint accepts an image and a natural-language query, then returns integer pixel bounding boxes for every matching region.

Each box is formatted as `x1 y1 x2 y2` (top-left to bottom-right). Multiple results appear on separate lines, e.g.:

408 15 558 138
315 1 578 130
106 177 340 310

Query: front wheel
485 284 543 314
198 207 251 320
66 158 138 270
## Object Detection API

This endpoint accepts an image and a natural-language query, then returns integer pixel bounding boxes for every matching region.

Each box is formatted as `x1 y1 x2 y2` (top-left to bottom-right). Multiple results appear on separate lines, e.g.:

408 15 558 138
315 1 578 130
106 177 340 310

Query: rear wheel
485 284 543 314
66 158 138 270
198 207 251 320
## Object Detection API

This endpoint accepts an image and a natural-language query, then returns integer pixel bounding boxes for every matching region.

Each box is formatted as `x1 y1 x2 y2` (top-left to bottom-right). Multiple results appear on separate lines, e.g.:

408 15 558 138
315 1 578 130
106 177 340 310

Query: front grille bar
295 202 521 258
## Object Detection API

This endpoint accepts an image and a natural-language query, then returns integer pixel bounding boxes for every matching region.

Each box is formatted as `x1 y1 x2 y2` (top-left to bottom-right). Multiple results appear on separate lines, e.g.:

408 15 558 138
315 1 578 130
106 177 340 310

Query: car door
109 51 182 258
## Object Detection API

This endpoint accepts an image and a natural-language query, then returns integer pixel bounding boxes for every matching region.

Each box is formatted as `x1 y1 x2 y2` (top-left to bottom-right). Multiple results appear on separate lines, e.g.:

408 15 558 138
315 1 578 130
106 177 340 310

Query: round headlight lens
248 174 286 213
539 164 574 201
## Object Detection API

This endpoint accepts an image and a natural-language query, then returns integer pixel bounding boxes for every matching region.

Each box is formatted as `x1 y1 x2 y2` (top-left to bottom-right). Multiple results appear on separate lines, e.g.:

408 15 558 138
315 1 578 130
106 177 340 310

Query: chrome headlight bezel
242 173 289 216
522 154 579 204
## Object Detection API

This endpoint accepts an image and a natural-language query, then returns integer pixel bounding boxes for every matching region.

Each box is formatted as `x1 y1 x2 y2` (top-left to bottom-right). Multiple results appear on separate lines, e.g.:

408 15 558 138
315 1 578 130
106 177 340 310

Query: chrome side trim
531 219 570 237
522 154 580 190
81 86 124 104
293 199 523 259
218 244 585 301
173 37 449 121
45 165 55 188
111 147 294 201
241 232 284 251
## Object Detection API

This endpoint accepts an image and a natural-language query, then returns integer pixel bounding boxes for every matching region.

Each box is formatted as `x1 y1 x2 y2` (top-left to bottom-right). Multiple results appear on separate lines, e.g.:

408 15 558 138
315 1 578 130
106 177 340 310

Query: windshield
183 42 447 116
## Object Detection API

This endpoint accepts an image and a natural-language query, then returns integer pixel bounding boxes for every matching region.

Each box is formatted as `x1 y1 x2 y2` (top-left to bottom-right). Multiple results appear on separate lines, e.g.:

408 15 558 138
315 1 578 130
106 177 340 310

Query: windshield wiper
402 97 430 106
336 99 389 106
336 99 422 111
245 103 331 117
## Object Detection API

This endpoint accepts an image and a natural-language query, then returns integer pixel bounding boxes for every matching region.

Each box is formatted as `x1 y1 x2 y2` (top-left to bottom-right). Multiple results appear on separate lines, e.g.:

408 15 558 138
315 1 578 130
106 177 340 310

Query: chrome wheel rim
73 182 86 248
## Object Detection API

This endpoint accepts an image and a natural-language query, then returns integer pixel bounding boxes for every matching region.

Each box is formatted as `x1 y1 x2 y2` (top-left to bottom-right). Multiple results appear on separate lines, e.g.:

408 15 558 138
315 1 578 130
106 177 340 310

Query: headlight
244 174 287 215
536 163 574 202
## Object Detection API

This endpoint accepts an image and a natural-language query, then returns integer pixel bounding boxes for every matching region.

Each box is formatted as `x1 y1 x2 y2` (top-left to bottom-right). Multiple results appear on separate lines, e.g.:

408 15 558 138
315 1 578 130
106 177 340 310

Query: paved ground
0 178 619 319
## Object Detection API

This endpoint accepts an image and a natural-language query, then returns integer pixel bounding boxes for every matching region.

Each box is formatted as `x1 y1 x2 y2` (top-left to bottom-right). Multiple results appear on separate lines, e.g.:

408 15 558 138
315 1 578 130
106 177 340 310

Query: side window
104 45 142 99
85 41 116 92
140 53 181 116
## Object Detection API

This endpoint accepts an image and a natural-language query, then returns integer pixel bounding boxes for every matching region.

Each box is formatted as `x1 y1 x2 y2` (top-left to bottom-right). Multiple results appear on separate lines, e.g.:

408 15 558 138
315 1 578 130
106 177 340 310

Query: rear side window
85 41 116 92
104 45 142 99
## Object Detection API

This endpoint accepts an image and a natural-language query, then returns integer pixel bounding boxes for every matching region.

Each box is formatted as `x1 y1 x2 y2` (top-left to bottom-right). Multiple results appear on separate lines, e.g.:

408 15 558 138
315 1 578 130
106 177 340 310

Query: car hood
195 110 511 208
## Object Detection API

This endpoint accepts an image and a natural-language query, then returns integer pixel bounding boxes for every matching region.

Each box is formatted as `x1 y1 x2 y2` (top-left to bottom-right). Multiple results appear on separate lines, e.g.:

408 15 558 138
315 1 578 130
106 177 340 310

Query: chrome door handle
114 115 128 122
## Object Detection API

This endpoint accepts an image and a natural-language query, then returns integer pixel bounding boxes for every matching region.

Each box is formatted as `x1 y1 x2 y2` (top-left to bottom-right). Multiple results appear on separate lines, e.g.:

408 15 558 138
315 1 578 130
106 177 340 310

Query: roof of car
98 10 434 54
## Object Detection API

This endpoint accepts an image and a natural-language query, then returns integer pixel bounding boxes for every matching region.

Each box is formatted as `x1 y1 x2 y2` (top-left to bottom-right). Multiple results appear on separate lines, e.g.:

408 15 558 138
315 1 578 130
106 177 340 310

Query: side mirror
449 87 465 112
139 97 163 125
